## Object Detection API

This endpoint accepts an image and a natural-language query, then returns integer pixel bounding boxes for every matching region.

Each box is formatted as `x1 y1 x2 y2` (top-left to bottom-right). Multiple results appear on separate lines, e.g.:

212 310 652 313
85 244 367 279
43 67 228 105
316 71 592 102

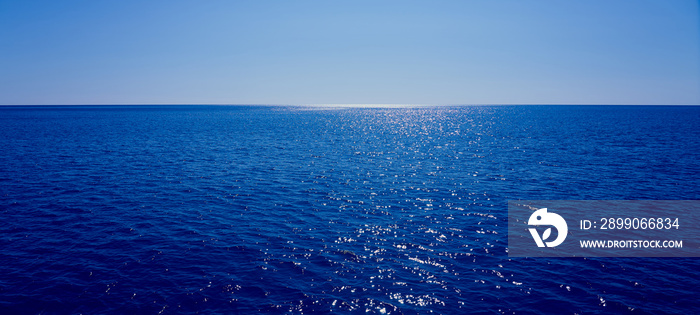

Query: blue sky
1 0 698 105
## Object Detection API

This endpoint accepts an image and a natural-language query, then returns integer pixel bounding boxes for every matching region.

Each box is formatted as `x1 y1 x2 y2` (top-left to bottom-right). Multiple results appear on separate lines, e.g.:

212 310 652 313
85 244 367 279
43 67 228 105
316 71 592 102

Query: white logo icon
528 208 568 247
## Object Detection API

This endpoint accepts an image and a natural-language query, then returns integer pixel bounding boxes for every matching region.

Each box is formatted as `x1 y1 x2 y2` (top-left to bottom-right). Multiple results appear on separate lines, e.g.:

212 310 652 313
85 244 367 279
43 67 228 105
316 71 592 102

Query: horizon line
1 103 699 107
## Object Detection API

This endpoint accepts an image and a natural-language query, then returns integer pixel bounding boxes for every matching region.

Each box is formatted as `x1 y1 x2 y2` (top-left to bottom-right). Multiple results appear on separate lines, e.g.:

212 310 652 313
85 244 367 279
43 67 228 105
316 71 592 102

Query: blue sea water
0 105 698 314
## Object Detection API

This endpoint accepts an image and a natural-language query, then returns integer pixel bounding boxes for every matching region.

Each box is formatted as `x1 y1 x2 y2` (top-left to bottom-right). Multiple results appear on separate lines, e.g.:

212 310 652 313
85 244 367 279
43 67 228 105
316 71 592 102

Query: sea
0 105 698 314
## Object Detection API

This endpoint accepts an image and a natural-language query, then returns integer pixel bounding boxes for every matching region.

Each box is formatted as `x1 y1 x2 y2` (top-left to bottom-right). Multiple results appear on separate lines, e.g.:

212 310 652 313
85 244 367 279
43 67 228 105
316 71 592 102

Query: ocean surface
0 105 698 314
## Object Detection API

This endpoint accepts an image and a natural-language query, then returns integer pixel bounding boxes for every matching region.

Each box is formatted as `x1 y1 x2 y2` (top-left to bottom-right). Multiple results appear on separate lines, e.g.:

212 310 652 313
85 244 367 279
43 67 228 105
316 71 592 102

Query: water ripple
0 105 698 313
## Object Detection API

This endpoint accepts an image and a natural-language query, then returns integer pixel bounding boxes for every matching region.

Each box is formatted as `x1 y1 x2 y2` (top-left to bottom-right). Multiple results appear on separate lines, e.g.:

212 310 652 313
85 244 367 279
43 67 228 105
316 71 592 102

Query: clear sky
1 0 698 105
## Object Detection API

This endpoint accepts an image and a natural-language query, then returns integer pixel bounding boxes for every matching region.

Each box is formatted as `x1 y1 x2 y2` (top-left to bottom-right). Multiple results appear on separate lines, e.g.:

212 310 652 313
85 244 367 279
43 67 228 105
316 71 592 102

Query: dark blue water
1 105 698 314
